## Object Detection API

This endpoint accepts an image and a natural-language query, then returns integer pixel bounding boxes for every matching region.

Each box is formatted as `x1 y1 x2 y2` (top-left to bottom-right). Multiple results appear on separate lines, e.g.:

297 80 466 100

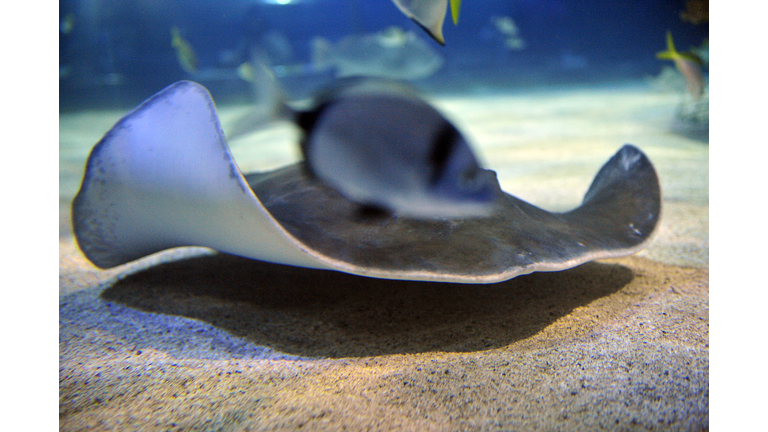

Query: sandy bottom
59 81 708 430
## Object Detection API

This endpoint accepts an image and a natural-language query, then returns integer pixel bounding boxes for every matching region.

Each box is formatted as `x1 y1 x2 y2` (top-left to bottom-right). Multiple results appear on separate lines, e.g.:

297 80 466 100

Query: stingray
72 80 661 284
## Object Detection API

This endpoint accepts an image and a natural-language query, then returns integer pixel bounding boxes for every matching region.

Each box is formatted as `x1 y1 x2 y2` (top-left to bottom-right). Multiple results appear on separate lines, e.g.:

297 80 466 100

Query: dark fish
295 79 500 219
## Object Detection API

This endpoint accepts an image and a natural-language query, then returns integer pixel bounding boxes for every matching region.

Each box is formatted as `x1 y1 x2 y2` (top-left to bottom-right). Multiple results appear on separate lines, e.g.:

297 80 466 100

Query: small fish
296 79 500 219
171 26 198 74
656 31 704 100
493 16 518 36
492 16 526 51
311 27 444 81
391 0 462 45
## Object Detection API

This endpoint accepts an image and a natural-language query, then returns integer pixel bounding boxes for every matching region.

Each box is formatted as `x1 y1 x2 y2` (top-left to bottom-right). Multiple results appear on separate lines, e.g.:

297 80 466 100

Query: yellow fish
391 0 462 45
656 31 704 100
171 26 197 74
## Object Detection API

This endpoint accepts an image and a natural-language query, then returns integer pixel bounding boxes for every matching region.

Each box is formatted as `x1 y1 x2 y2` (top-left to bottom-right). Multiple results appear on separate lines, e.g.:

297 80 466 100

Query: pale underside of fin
72 81 661 284
391 0 449 44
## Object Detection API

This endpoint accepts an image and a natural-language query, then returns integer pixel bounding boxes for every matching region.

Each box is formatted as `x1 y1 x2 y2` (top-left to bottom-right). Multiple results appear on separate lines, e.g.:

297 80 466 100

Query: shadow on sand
100 253 633 358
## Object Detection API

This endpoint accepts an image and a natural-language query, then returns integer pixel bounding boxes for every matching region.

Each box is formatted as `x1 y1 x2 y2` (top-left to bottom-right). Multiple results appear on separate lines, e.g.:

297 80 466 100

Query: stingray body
72 81 661 284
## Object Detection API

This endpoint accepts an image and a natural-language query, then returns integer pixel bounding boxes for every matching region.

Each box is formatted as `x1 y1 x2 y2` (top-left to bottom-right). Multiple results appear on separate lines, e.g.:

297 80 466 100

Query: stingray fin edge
567 144 662 251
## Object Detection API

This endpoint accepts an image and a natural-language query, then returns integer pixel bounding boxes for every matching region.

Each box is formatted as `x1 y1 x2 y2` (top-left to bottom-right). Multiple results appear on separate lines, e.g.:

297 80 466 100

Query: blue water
59 0 708 110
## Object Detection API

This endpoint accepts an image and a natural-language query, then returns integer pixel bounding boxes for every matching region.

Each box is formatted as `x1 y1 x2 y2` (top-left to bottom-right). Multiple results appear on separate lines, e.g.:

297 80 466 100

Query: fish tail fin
656 31 678 60
450 0 462 25
311 37 332 71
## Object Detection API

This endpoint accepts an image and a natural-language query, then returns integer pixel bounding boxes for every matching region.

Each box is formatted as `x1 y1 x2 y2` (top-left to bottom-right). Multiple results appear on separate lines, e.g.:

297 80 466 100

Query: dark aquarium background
59 0 708 111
